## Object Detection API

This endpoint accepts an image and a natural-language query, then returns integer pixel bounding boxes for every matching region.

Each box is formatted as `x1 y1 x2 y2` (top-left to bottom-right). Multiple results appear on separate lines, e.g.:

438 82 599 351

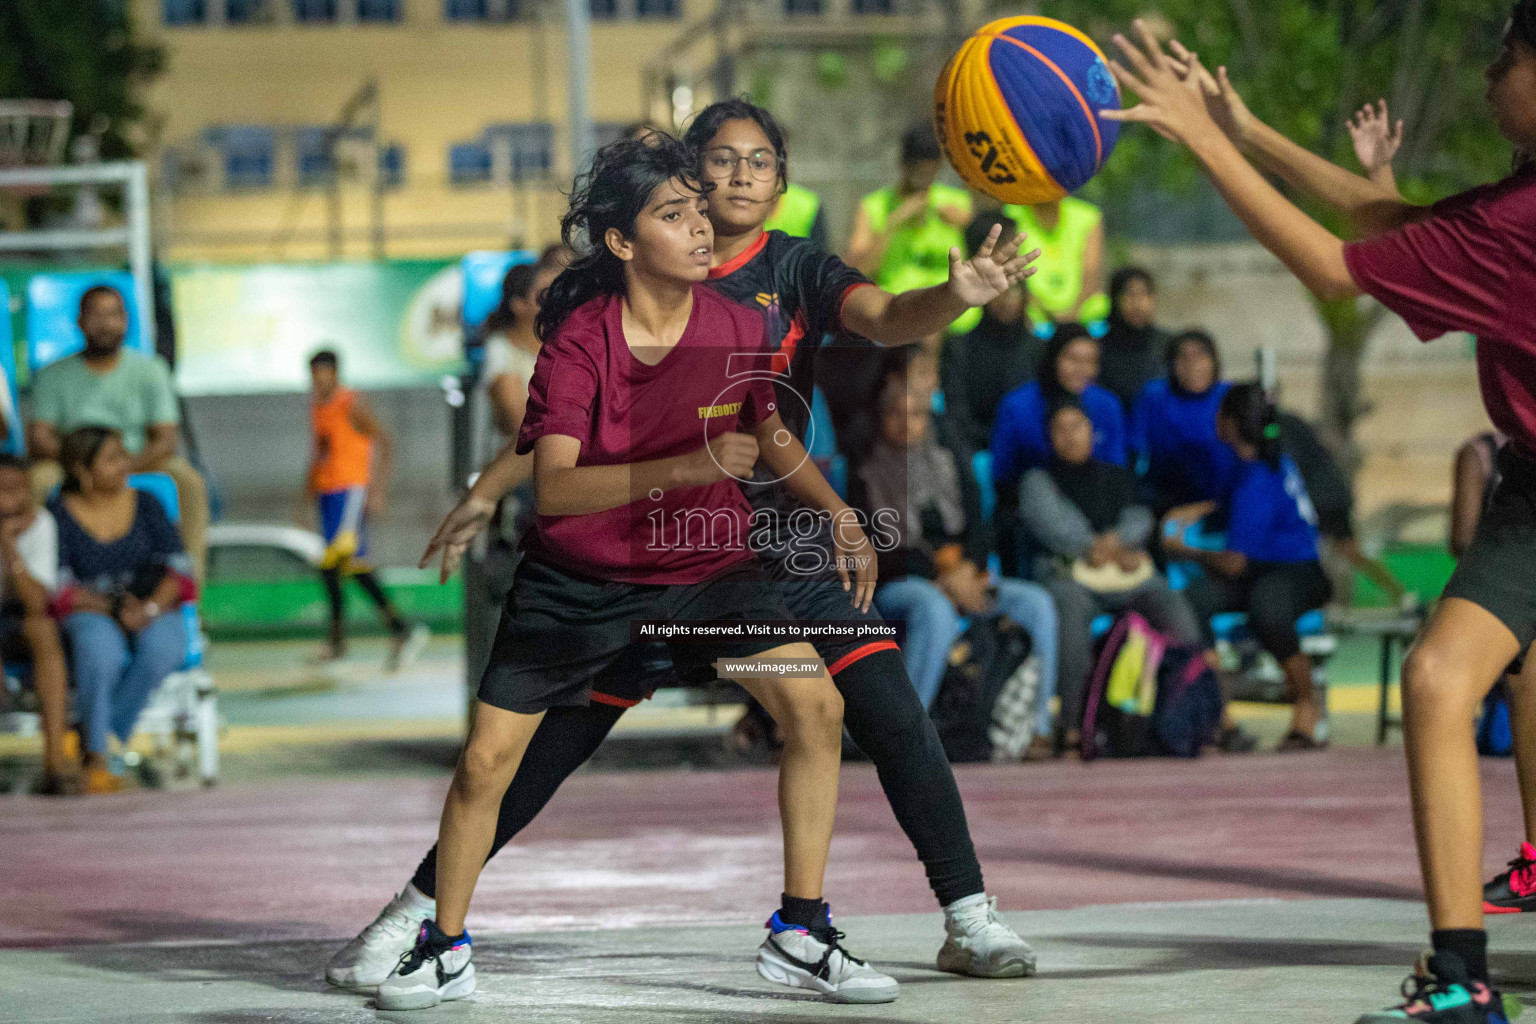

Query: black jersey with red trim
704 230 872 545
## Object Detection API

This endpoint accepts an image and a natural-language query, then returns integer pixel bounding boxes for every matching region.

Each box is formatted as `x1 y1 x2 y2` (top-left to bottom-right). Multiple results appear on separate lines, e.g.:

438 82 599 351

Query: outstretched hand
419 492 498 583
946 222 1040 308
1099 19 1226 149
1347 99 1403 175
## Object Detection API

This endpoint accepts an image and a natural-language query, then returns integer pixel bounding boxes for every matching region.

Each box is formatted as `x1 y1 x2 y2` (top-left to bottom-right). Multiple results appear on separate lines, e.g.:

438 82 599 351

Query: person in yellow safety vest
1002 197 1107 332
764 180 829 251
847 124 981 337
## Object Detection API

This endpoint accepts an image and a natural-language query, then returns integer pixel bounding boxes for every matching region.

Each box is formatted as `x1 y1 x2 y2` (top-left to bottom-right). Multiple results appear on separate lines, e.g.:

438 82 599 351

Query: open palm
947 222 1039 307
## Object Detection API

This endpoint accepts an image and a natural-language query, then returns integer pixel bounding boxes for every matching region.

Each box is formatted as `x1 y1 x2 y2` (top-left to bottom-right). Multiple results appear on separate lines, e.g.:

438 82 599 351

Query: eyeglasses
702 147 780 182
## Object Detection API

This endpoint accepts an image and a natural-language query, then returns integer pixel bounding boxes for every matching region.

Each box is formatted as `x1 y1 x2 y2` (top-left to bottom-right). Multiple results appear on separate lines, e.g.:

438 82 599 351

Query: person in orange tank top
307 350 427 669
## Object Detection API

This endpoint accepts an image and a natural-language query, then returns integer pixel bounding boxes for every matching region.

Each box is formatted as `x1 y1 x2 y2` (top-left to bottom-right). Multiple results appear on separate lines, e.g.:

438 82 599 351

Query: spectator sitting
1276 409 1408 607
1130 329 1239 516
853 377 1059 760
27 285 209 585
0 455 74 794
1020 400 1203 753
990 322 1127 498
1165 384 1332 753
49 426 195 794
939 215 1045 454
1451 429 1506 559
1098 267 1173 412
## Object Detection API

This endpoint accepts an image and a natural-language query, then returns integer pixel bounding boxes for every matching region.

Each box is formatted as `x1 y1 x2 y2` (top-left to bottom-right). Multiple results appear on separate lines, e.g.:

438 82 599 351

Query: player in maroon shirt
375 135 902 1010
1105 7 1536 1022
329 104 1043 995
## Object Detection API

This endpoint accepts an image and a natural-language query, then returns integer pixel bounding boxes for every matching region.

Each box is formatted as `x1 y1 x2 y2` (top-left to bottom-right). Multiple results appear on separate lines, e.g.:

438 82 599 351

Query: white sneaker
326 884 436 990
936 894 1037 978
376 921 475 1011
756 912 899 1003
386 623 430 673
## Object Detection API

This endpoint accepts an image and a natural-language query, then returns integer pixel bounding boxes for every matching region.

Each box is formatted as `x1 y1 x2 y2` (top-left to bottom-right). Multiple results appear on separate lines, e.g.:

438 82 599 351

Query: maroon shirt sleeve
1343 179 1527 343
515 325 600 455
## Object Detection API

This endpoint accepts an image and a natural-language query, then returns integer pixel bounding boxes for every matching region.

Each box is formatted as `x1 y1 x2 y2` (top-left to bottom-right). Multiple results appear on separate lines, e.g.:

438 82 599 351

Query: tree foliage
0 0 163 161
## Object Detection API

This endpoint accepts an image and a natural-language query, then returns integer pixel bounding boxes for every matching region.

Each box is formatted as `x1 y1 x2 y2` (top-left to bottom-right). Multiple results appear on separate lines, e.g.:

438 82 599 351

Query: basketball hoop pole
0 161 158 353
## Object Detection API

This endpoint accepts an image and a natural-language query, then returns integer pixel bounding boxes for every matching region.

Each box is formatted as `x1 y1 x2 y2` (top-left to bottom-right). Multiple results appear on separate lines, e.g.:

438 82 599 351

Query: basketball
934 15 1121 205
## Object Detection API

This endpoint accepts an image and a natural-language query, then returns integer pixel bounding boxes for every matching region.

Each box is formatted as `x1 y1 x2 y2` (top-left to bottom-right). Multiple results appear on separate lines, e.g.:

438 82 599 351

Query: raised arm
1102 24 1363 302
839 223 1039 345
1164 42 1421 238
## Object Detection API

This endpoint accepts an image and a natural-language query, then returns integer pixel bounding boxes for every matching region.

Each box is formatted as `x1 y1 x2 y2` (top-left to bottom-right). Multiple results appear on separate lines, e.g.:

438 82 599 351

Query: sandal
1275 730 1329 753
1217 725 1259 754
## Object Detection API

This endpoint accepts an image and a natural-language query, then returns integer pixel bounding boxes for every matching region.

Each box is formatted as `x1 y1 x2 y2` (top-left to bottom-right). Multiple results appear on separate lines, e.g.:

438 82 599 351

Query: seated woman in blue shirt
48 426 193 792
989 323 1127 497
1130 329 1239 516
1163 383 1331 753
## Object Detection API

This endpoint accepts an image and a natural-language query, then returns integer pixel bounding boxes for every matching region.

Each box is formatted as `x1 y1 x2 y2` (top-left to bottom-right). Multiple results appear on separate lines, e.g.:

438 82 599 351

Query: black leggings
322 567 405 640
1184 560 1332 663
411 647 985 908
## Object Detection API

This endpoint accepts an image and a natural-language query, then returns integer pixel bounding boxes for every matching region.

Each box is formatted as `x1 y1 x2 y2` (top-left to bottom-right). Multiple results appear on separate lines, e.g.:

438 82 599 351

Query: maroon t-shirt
1344 166 1536 456
515 286 777 584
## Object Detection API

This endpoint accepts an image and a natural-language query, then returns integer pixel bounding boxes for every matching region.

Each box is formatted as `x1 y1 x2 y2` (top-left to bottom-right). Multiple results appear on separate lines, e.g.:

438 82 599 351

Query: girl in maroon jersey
376 134 899 1011
1105 8 1536 1021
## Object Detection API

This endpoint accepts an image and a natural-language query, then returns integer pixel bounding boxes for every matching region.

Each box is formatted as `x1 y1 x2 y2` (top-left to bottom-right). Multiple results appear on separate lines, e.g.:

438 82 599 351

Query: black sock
425 919 467 946
1431 929 1488 982
779 894 827 932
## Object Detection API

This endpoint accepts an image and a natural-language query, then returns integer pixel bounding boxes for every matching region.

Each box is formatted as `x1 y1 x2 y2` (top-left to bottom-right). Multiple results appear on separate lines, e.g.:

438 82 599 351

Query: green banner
169 259 465 396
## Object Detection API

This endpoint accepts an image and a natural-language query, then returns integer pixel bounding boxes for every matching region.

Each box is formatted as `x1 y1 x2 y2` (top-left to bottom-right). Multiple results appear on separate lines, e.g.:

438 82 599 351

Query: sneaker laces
951 896 1017 943
361 896 424 944
809 927 867 978
395 925 442 976
1507 850 1536 894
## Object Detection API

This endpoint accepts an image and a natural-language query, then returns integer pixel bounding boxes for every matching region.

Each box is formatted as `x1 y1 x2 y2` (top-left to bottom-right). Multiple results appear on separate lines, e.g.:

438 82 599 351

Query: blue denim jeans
64 611 186 755
875 576 1059 737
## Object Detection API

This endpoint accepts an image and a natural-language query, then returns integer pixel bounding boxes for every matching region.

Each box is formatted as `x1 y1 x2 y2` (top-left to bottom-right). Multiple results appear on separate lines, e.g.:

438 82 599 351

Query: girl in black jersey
329 101 1043 994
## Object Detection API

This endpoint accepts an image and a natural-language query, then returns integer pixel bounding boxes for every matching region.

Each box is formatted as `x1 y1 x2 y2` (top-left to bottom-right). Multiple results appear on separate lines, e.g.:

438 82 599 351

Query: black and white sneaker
375 920 475 1011
756 909 899 1003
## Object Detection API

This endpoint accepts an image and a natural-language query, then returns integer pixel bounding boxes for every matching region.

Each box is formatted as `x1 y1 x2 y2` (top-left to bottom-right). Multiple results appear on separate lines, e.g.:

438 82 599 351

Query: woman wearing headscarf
1097 266 1172 411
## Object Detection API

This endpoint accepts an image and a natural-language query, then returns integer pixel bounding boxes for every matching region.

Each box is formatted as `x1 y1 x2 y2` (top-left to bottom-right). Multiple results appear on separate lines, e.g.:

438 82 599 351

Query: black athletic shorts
1444 445 1536 652
0 602 30 664
588 541 898 706
478 557 798 714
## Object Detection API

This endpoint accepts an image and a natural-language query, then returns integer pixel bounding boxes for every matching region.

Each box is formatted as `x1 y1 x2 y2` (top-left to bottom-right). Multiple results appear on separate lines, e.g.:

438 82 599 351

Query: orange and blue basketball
934 15 1121 205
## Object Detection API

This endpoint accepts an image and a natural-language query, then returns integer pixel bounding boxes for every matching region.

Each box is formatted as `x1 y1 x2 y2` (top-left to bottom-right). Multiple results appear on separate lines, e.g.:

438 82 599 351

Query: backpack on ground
931 616 1034 763
1081 612 1166 760
1479 679 1514 757
1151 645 1224 758
1080 614 1224 760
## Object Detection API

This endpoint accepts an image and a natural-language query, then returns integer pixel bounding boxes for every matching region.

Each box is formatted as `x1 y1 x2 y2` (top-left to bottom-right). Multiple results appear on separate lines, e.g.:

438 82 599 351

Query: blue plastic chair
972 450 996 524
25 270 153 374
0 280 21 456
128 472 204 670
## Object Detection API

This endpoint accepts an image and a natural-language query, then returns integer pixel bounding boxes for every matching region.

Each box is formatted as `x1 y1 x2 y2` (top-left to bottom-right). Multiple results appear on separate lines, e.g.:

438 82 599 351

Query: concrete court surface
6 748 1536 1022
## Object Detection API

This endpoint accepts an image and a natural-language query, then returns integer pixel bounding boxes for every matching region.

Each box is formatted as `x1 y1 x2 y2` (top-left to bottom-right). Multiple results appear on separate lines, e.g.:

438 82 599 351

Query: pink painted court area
5 749 1536 1023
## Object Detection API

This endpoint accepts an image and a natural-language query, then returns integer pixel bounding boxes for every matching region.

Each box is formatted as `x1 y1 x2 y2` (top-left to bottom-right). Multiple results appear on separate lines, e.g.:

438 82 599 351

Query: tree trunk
1313 296 1375 478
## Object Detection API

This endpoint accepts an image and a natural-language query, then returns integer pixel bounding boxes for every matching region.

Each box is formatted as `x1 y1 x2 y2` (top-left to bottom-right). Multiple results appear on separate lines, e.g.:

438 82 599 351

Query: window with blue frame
851 0 892 11
358 0 399 18
783 0 821 12
225 0 275 23
488 123 553 181
636 0 678 16
207 126 275 188
450 142 493 185
445 0 519 18
292 0 336 20
294 127 334 186
163 0 206 24
379 144 405 188
589 0 618 18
